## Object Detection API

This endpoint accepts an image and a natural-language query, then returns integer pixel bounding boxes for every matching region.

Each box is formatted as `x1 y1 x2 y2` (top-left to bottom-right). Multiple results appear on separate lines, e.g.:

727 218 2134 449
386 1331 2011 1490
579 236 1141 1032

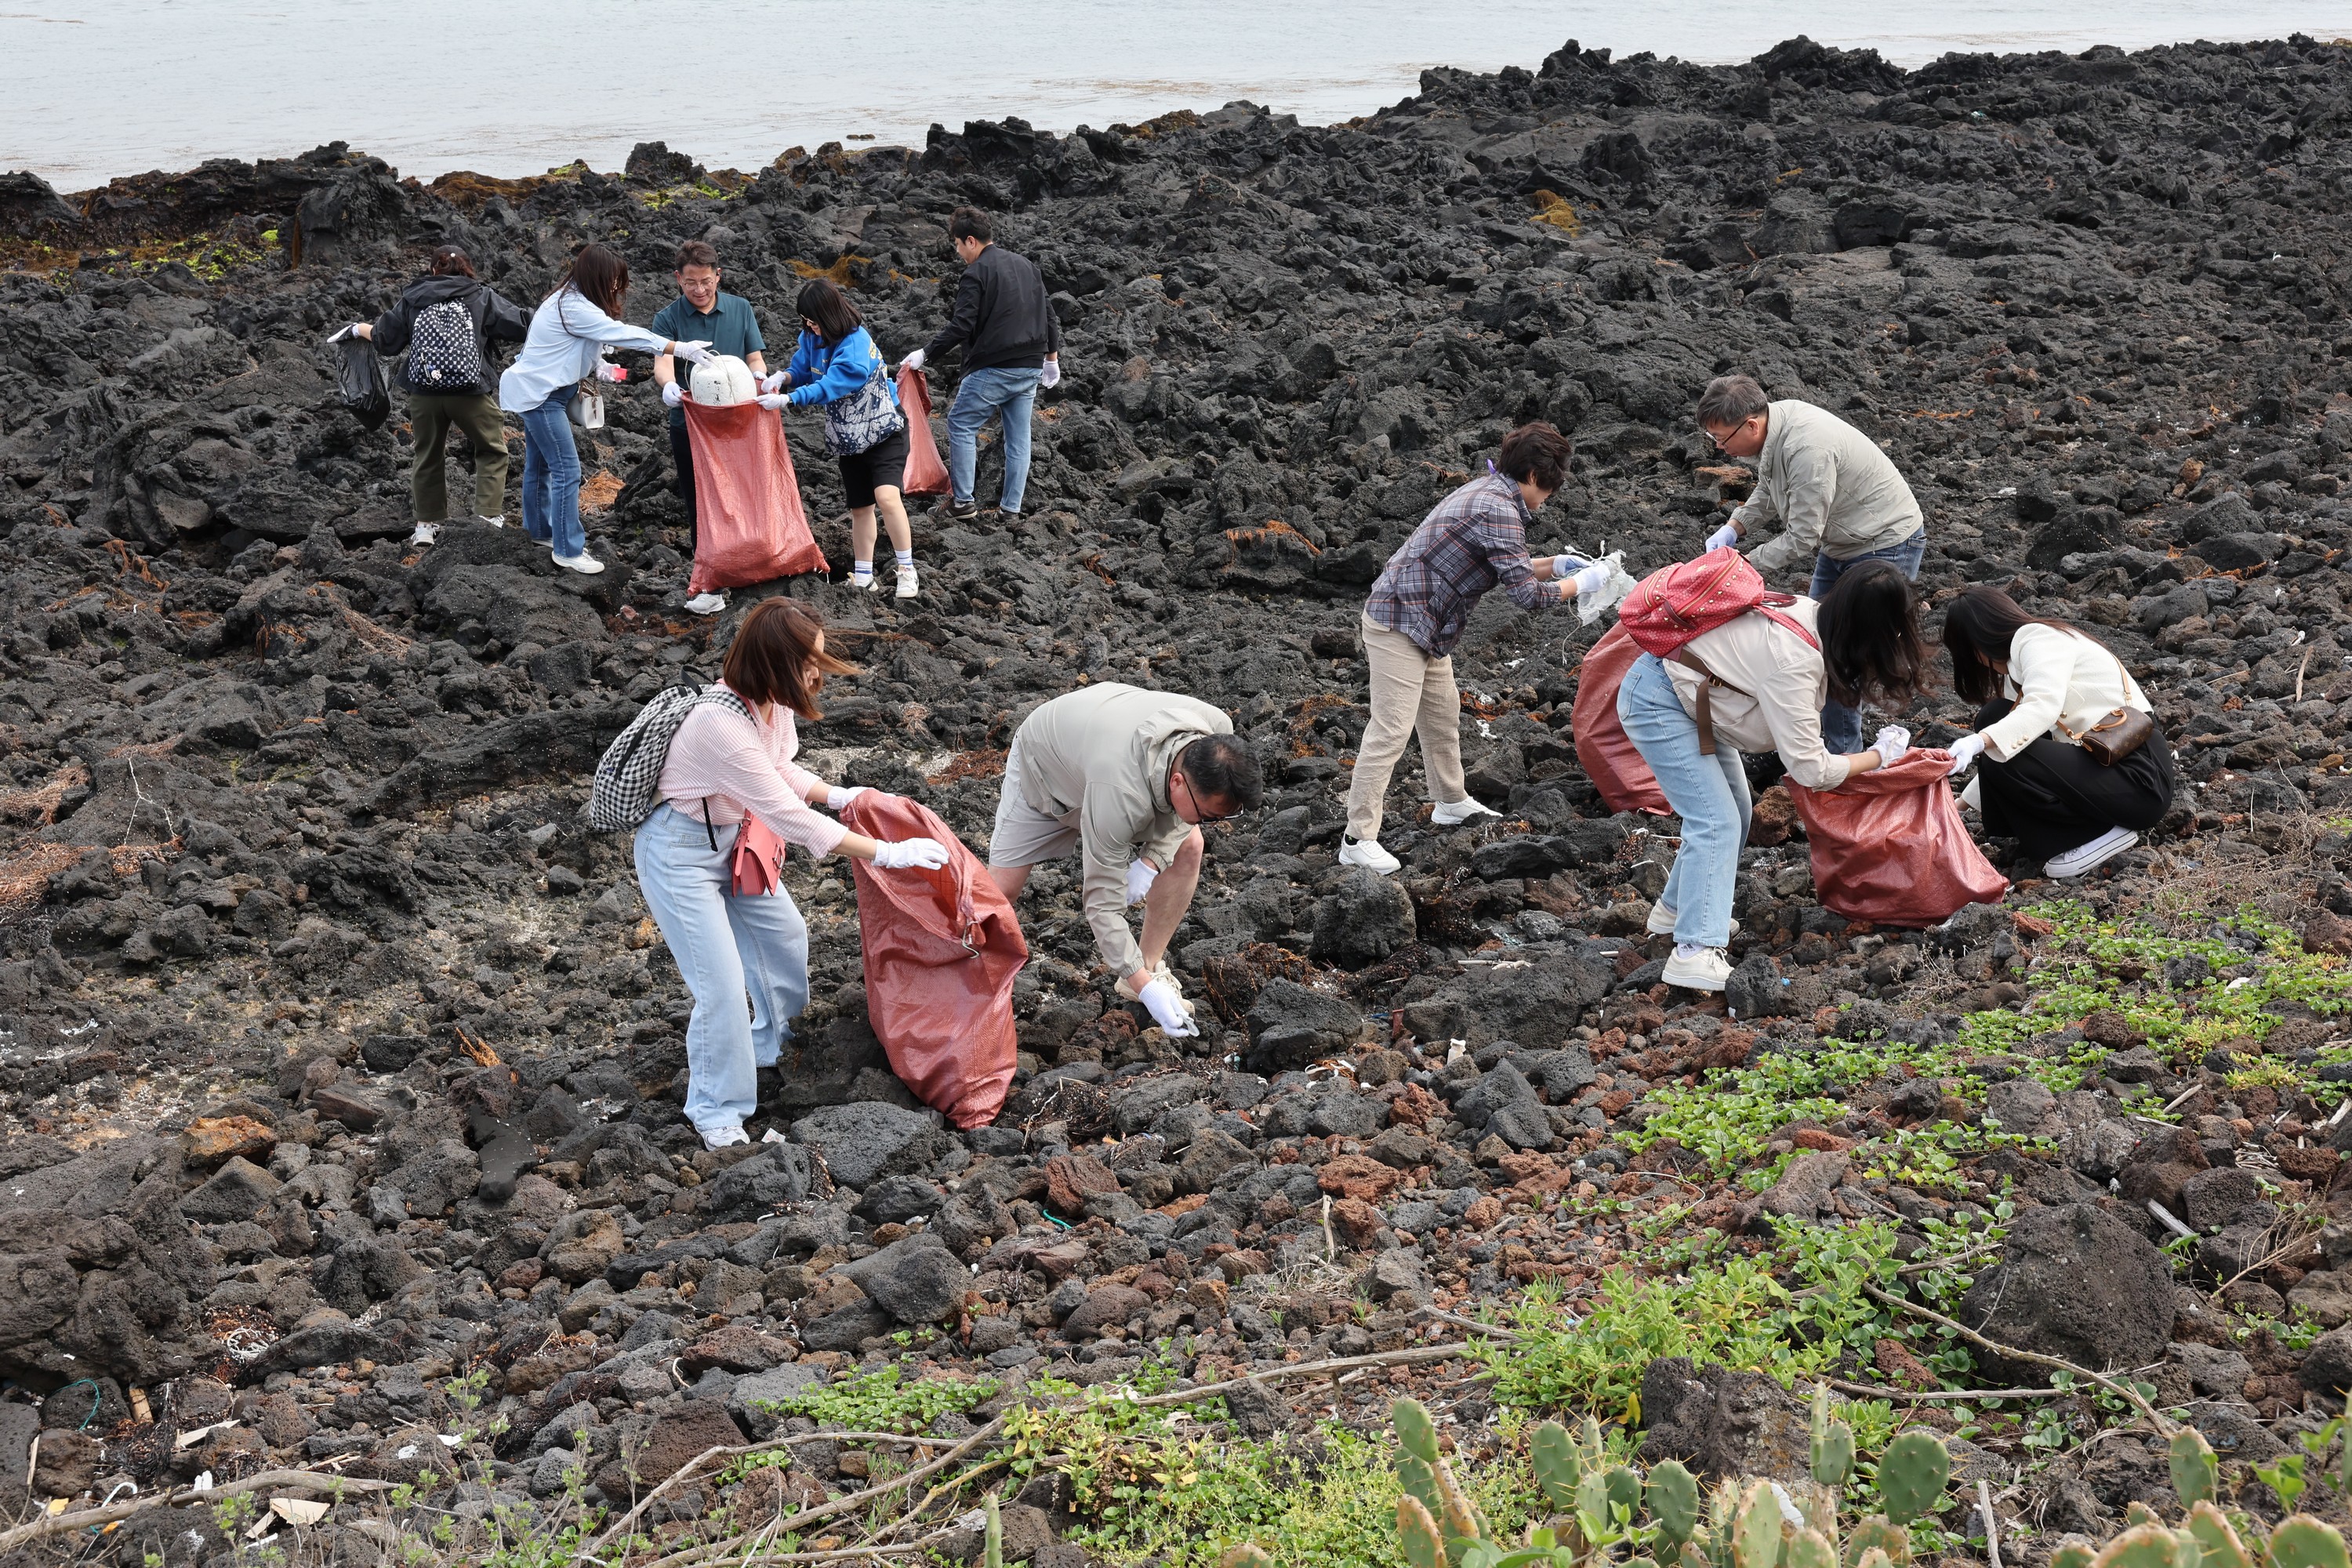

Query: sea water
6 0 2352 190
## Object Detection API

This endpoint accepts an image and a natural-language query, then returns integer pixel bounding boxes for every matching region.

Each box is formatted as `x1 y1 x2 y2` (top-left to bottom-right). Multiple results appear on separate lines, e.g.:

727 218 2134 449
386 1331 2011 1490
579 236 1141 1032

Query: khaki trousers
408 392 510 522
1345 613 1468 841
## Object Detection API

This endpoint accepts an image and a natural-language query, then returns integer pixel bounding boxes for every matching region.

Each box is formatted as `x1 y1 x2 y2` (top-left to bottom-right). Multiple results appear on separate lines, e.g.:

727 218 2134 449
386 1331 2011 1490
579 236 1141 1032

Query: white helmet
690 354 757 406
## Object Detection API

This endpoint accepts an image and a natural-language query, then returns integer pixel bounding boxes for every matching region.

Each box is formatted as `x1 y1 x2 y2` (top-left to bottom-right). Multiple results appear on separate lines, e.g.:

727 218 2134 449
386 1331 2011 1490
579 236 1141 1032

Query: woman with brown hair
344 244 528 544
634 599 950 1149
769 278 920 599
499 241 715 575
1940 586 2175 878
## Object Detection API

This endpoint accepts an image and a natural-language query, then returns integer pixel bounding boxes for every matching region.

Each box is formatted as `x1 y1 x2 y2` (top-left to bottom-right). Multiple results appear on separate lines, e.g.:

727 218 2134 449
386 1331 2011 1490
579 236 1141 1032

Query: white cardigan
1980 624 2151 761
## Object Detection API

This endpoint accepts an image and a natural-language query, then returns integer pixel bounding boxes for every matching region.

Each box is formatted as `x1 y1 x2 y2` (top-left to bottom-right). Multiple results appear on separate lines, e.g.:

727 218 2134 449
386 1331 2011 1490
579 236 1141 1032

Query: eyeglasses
1701 416 1757 451
1173 770 1237 823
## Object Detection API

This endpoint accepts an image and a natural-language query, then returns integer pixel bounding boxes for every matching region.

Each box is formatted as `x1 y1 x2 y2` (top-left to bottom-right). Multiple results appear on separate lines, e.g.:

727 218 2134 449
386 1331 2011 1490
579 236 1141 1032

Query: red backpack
1615 548 1818 753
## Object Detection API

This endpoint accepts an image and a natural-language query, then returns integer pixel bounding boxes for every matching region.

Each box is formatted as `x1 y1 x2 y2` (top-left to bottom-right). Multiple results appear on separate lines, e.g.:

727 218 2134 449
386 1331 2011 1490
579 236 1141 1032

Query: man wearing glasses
1694 373 1926 753
987 684 1263 1039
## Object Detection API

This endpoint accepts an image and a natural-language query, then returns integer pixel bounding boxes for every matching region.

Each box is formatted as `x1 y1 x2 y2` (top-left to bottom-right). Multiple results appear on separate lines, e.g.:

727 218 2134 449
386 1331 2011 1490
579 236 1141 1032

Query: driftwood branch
0 1468 394 1552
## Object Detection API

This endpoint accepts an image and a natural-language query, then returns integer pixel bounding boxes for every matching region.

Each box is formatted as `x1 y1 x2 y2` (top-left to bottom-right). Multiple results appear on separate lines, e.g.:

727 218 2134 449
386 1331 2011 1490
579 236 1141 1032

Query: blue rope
53 1378 100 1431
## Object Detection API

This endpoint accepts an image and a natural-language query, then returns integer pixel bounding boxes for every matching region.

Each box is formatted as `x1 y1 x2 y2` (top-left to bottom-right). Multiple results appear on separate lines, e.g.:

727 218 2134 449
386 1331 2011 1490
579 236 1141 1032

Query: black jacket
920 245 1061 371
371 274 530 396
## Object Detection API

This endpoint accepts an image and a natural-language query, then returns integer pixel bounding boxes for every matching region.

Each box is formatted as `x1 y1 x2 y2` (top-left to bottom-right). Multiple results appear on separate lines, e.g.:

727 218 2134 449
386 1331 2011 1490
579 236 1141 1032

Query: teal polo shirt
652 291 766 427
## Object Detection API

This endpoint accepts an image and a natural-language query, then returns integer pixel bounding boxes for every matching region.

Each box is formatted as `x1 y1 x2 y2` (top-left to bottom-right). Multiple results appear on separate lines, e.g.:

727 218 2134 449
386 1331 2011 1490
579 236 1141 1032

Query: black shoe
944 498 979 521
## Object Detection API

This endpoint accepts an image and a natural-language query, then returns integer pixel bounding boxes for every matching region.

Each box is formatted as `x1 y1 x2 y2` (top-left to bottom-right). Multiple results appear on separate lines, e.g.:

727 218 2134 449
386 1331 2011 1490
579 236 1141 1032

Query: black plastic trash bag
336 334 390 429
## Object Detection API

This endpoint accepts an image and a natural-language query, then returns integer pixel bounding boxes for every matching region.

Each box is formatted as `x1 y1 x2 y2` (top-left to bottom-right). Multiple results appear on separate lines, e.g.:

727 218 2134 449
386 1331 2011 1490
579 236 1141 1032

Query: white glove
1040 358 1062 390
1570 564 1610 597
670 339 715 366
1550 553 1590 577
1945 733 1985 775
755 393 790 411
596 361 626 383
1136 978 1198 1038
1125 858 1158 906
1874 726 1911 767
871 837 949 870
902 349 927 373
827 785 869 811
328 325 356 343
757 371 787 394
1704 522 1740 552
661 382 685 408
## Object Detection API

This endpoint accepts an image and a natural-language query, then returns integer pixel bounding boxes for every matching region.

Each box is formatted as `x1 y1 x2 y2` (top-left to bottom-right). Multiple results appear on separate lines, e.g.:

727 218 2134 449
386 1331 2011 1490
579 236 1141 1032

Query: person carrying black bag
344 245 529 545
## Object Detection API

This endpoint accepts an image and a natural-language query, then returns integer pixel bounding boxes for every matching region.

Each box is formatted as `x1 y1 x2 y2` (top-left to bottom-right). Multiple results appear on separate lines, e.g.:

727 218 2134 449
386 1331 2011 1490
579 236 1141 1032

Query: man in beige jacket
988 684 1262 1036
1697 375 1926 753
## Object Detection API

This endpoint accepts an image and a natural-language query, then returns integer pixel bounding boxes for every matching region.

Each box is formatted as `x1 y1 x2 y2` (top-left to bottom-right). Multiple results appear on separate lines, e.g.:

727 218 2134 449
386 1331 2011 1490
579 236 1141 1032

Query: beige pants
1345 613 1468 841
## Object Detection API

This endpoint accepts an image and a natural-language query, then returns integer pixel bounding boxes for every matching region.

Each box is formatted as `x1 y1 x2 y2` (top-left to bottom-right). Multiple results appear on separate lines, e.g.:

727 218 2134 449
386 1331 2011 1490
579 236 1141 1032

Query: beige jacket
1733 400 1925 573
1011 683 1232 978
1980 624 2153 762
1663 598 1852 791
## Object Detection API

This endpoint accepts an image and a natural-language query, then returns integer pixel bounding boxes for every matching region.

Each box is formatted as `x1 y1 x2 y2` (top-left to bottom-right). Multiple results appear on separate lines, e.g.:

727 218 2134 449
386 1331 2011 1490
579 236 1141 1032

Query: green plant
753 1364 1000 1434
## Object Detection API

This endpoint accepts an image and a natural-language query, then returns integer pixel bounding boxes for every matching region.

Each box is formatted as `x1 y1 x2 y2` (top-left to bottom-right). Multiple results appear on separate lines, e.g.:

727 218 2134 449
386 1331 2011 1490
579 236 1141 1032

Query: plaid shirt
1363 473 1561 654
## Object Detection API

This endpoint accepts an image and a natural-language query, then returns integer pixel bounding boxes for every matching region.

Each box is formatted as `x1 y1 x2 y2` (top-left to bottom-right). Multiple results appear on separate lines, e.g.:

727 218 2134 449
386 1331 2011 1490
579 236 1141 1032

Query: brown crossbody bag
2053 645 2153 766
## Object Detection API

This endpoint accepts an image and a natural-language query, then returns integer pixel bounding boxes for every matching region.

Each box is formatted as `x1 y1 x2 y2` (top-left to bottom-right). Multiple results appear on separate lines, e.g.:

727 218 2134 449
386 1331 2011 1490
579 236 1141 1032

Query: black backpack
405 297 486 394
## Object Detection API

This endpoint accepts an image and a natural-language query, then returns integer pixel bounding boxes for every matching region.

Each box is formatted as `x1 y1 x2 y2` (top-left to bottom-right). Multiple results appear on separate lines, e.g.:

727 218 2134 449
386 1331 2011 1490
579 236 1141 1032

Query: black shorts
837 426 909 509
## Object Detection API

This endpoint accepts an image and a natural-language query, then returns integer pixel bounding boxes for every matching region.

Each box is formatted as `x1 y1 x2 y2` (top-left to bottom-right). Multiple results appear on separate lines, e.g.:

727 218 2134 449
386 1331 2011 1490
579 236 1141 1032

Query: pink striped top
655 683 848 856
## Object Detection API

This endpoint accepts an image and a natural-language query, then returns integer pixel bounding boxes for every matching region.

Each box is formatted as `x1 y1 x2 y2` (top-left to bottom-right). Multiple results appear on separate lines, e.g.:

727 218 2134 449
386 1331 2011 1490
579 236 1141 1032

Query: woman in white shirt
499 242 714 576
1940 587 2176 879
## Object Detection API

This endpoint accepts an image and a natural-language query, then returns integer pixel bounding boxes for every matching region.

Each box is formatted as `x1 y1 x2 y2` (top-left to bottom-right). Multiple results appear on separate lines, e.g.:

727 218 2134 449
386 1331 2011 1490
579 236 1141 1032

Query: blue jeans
519 389 586 559
632 804 811 1136
1617 654 1751 949
1808 529 1926 753
946 366 1041 514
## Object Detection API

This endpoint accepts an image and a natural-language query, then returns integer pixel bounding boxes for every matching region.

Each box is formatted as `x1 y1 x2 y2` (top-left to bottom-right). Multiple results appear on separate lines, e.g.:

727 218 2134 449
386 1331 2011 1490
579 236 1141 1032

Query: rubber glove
1570 564 1611 597
661 382 685 408
871 837 949 870
1136 978 1198 1037
1551 553 1591 577
1704 521 1740 552
1125 858 1158 906
1040 358 1062 390
670 339 716 366
902 349 927 373
754 393 790 411
827 785 868 811
757 370 787 394
1945 733 1986 775
327 325 356 343
1873 725 1911 767
596 361 627 383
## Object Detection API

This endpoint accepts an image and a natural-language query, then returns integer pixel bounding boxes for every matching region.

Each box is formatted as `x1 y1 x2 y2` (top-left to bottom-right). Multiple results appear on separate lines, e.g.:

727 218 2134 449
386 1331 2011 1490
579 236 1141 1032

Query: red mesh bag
683 401 829 593
1570 622 1670 816
1784 749 2009 927
839 793 1027 1128
895 366 951 497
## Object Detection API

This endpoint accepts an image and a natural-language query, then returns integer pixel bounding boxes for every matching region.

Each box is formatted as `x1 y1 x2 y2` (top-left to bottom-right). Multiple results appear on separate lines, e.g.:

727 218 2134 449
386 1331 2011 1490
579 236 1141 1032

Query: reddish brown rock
1062 1284 1149 1338
1317 1152 1402 1202
1043 1153 1120 1214
680 1324 794 1374
1328 1197 1385 1249
183 1115 275 1167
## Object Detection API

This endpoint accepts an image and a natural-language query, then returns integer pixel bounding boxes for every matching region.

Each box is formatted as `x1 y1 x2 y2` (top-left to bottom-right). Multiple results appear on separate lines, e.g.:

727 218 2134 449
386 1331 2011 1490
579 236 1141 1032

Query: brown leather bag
2056 648 2153 766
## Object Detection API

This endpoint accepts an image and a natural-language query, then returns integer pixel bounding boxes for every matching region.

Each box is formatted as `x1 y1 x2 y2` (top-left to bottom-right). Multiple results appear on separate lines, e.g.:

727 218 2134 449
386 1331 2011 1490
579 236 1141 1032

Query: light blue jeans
1808 529 1926 753
1617 653 1751 949
946 365 1041 514
632 804 810 1136
518 388 586 559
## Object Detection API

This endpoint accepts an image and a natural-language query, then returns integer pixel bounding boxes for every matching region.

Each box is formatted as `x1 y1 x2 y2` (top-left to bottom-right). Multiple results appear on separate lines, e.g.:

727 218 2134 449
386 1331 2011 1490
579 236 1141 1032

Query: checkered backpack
586 684 752 831
404 298 486 394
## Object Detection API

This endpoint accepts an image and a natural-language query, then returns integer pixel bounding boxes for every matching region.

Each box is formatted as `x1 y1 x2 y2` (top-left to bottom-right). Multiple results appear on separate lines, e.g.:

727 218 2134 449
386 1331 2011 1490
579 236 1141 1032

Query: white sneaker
1646 906 1740 938
851 572 880 593
1661 945 1733 992
475 514 505 528
1338 836 1402 875
1431 797 1501 826
684 591 727 616
895 564 920 600
699 1123 749 1151
2045 827 2138 879
1958 776 1983 812
408 521 439 546
552 553 606 575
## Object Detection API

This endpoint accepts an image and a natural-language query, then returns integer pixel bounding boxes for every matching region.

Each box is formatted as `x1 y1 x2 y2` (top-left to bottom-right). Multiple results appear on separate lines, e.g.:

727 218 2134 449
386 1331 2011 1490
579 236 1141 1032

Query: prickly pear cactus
2167 1430 2217 1511
1733 1479 1782 1568
1396 1494 1447 1568
2268 1515 2352 1568
1532 1421 1581 1511
1844 1513 1910 1568
985 1494 1004 1568
1811 1385 1856 1489
2182 1501 2251 1568
1874 1430 1950 1527
1646 1459 1700 1551
2088 1522 2191 1568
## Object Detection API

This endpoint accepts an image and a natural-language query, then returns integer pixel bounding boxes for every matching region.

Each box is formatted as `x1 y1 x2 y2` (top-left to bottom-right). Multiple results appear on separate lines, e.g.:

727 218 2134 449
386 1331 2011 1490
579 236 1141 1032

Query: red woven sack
683 401 829 593
1783 750 2009 928
1570 622 1670 816
1618 546 1812 658
895 366 950 497
839 793 1028 1128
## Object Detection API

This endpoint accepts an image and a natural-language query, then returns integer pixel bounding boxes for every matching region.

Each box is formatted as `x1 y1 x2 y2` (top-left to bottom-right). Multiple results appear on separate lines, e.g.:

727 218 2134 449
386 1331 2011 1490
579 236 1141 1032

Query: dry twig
1862 1286 2177 1436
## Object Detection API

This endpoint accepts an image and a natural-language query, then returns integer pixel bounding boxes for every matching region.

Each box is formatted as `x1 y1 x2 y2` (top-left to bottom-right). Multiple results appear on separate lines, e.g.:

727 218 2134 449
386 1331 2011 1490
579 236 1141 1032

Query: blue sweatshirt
783 327 905 456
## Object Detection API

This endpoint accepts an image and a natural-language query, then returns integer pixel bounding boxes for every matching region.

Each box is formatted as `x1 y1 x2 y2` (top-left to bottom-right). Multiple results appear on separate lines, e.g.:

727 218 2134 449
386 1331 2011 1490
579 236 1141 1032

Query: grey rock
2167 1341 2251 1399
1243 980 1364 1074
180 1156 283 1222
1637 1356 1809 1482
1984 1078 2057 1134
837 1234 967 1324
1757 1152 1849 1223
1959 1203 2176 1377
789 1104 942 1189
702 1142 815 1220
1308 868 1417 967
730 1363 826 1439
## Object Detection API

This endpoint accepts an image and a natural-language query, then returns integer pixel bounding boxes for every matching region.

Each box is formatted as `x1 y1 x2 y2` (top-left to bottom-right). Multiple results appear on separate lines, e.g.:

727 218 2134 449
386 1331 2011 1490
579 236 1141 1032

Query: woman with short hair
346 245 528 545
1940 587 2175 878
1341 421 1611 876
499 242 713 575
767 278 921 598
635 599 951 1149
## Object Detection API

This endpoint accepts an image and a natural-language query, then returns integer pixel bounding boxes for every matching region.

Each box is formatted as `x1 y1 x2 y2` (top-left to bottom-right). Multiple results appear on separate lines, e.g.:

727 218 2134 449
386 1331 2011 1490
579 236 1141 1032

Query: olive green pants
408 392 510 522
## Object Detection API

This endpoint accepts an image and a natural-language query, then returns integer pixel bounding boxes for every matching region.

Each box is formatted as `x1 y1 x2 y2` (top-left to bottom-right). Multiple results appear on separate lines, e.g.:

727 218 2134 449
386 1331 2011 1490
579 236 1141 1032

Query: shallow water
7 0 2352 189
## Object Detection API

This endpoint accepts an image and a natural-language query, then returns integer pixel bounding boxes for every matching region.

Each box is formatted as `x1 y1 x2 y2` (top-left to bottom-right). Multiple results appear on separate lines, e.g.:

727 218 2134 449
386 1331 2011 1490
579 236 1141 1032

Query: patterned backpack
405 298 485 394
586 684 752 831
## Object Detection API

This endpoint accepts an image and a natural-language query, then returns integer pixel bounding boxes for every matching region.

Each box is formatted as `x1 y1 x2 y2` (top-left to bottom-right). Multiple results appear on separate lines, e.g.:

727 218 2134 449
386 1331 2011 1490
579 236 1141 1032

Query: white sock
894 549 915 570
851 559 873 583
1675 942 1711 959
